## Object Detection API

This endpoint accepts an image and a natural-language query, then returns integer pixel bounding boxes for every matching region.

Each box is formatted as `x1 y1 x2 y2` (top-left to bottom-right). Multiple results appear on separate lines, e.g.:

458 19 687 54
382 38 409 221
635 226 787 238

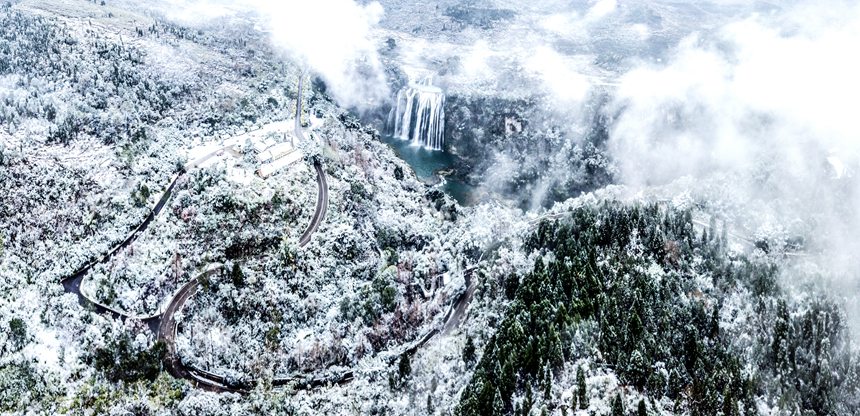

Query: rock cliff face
441 91 615 208
364 81 616 209
389 79 446 150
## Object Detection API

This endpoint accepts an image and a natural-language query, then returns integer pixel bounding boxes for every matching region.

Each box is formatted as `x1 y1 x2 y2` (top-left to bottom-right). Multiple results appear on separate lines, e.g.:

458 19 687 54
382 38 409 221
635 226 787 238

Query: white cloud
610 6 860 187
461 40 494 82
585 0 618 22
607 1 860 327
630 23 650 41
525 46 592 106
262 0 388 109
144 0 388 110
539 12 583 37
537 0 618 38
156 0 237 24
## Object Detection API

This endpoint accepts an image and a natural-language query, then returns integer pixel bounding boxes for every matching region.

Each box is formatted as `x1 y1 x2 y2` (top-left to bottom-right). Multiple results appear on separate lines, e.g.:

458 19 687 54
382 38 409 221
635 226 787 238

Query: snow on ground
185 120 305 181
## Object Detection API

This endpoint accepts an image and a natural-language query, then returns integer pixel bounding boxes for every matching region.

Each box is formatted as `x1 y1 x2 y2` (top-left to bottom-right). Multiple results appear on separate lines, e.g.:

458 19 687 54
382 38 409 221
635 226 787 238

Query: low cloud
262 0 388 109
140 0 388 110
609 1 860 208
524 46 592 107
607 0 860 328
585 0 618 22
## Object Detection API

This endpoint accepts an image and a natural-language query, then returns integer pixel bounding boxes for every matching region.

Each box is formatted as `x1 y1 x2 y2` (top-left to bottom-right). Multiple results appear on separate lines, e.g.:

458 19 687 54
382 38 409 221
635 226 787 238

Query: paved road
392 266 478 361
441 268 478 336
299 162 327 246
295 71 329 247
59 71 332 393
157 71 332 393
61 70 469 395
157 71 474 393
61 171 185 322
157 159 329 393
157 268 236 392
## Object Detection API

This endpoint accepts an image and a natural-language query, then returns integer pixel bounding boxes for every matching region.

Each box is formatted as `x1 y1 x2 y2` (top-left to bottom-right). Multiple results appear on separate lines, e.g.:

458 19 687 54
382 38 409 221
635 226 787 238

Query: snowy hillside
1 0 859 415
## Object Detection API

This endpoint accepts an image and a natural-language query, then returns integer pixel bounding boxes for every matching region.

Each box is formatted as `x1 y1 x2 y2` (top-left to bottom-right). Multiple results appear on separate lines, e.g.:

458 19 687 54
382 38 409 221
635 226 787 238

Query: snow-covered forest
1 0 860 415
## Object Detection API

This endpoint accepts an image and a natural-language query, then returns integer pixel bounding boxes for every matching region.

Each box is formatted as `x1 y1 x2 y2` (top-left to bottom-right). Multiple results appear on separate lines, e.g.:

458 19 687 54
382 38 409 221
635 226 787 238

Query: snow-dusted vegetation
2 0 860 415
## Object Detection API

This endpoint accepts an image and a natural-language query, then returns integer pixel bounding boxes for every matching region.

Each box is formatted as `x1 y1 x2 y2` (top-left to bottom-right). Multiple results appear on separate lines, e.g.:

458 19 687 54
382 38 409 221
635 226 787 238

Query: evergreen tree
499 359 516 405
709 216 717 242
722 386 737 416
611 394 625 416
812 338 834 414
543 366 552 400
638 399 648 416
524 383 534 415
231 262 244 287
398 354 411 382
548 326 564 369
709 306 720 339
458 205 860 415
463 335 477 365
493 389 504 416
8 318 27 350
628 348 649 389
577 366 588 409
772 299 791 373
741 377 759 416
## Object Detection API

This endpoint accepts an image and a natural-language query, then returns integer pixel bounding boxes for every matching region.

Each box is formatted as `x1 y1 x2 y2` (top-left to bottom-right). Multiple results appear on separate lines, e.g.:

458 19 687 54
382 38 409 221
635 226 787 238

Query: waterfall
389 78 446 150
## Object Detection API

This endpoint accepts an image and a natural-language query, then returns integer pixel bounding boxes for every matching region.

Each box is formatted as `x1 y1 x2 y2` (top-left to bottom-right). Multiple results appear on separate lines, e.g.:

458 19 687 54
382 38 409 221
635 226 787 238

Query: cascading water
389 78 446 150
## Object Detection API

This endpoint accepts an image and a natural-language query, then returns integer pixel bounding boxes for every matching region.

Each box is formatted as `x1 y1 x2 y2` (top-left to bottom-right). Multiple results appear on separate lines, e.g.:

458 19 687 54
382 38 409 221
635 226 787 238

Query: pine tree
628 348 648 388
556 302 569 327
8 318 27 350
499 359 516 405
577 366 588 409
709 306 720 339
722 386 737 416
398 354 411 382
543 366 552 400
231 262 244 287
709 216 717 242
549 327 564 370
427 394 434 414
463 335 476 365
813 337 834 414
772 299 791 373
493 387 504 415
524 383 534 415
611 393 625 416
638 399 648 416
741 377 758 416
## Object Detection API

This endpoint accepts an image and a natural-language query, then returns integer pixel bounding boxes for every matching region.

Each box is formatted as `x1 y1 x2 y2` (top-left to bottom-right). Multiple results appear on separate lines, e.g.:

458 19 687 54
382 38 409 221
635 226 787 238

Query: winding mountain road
61 171 185 323
156 73 477 393
60 72 474 395
299 162 328 246
295 71 328 247
155 71 336 392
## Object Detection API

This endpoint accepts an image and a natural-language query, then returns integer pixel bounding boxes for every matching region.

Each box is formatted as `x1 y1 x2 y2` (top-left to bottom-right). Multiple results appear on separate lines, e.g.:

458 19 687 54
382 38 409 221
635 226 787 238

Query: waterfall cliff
389 79 446 150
